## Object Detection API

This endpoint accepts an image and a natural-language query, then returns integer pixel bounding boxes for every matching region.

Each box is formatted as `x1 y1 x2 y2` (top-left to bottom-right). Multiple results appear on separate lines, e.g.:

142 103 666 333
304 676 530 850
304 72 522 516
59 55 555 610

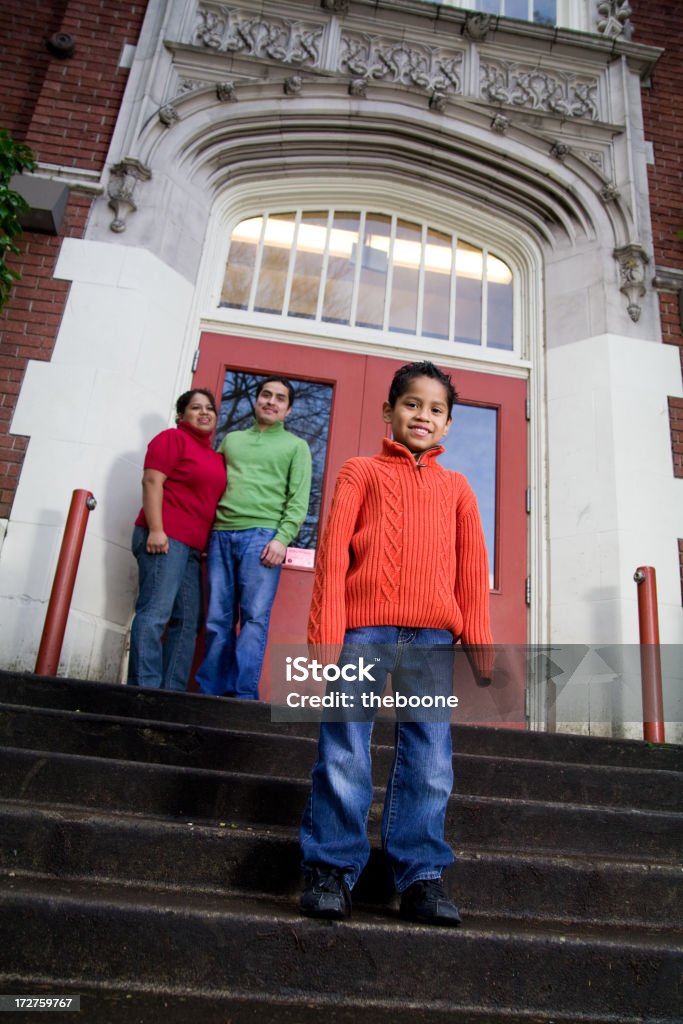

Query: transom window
417 0 557 25
220 210 514 351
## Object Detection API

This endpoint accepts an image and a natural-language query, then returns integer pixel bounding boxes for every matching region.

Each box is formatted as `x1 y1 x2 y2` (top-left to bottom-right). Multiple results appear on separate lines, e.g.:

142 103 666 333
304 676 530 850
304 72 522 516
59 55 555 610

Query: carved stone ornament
340 33 464 97
463 12 493 42
158 104 179 127
216 81 237 101
321 0 350 13
481 60 598 119
194 6 322 67
596 0 633 39
429 90 447 112
579 149 606 173
550 141 571 161
107 157 152 233
600 183 621 203
614 243 649 322
491 113 510 134
348 77 368 97
284 74 303 95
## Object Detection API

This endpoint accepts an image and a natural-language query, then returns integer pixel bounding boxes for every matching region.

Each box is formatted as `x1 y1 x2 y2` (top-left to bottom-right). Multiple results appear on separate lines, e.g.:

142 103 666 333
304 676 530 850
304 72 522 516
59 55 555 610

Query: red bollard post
35 489 97 677
633 566 665 744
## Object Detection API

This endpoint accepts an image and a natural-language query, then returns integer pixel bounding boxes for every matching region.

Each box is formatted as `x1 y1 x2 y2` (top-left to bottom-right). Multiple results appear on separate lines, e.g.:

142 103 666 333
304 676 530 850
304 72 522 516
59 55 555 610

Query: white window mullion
448 234 457 344
247 214 268 312
481 248 489 348
315 209 334 323
281 209 301 317
383 215 397 333
349 210 366 327
415 222 427 338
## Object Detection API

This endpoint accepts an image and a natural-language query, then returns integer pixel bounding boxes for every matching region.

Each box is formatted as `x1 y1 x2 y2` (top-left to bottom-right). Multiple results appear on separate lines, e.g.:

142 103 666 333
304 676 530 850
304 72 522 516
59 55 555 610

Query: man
196 376 312 699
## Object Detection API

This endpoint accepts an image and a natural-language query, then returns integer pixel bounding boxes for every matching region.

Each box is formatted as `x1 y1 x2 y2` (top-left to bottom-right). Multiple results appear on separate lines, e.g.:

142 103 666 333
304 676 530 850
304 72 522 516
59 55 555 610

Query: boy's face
254 381 292 428
383 375 452 454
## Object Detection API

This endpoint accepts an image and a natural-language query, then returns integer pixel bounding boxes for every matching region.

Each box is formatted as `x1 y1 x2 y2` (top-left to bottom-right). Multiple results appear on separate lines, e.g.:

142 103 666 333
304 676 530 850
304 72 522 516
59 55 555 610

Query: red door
194 333 527 721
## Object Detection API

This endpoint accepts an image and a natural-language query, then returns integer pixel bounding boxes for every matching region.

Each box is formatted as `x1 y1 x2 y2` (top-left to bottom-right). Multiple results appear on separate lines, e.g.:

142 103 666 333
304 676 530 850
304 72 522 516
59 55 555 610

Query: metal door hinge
525 486 531 513
525 398 531 421
525 576 531 606
191 348 200 373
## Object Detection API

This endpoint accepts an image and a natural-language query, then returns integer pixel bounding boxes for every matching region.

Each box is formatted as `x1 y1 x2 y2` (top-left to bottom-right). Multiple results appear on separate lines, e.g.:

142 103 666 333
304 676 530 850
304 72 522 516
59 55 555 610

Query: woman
127 389 227 690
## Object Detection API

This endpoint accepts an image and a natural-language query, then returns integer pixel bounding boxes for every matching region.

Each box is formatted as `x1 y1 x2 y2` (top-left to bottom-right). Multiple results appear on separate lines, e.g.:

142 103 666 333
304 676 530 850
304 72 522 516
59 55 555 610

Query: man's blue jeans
195 527 282 699
300 626 455 893
127 525 201 691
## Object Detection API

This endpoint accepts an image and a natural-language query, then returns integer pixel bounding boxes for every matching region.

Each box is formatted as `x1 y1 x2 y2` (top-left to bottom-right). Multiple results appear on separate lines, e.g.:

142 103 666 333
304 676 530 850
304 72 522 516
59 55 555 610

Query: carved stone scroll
481 60 599 119
614 243 649 322
107 158 152 234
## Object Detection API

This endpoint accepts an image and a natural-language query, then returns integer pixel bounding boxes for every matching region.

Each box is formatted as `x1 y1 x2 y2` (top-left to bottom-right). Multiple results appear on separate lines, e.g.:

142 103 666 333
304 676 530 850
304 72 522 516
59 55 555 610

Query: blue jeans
195 527 282 699
300 626 455 892
127 525 201 691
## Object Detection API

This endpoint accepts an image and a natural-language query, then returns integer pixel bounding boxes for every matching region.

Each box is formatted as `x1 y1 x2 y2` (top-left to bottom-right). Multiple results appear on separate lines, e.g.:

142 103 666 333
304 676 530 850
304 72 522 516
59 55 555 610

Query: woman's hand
146 529 169 555
141 469 169 554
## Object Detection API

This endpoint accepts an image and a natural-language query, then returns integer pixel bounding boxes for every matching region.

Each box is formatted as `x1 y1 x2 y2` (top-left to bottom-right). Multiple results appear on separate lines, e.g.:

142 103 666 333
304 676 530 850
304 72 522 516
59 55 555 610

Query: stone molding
190 4 604 119
652 268 683 295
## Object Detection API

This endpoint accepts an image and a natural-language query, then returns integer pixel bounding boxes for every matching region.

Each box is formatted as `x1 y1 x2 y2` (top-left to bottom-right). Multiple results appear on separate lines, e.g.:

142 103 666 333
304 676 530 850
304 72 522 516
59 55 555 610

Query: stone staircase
0 669 681 1023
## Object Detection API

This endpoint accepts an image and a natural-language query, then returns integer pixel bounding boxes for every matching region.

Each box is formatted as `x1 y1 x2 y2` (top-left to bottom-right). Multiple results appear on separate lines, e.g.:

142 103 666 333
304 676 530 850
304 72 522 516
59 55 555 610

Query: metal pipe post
35 489 97 677
633 566 665 744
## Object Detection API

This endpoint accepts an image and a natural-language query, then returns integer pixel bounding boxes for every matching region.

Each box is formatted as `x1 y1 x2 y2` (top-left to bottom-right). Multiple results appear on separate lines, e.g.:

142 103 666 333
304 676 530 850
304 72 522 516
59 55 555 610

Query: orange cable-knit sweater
308 438 493 658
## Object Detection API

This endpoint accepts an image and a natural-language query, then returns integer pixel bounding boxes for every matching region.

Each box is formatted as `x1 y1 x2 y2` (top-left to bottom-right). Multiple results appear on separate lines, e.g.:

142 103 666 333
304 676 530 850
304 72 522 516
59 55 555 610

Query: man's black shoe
300 866 352 920
399 878 461 927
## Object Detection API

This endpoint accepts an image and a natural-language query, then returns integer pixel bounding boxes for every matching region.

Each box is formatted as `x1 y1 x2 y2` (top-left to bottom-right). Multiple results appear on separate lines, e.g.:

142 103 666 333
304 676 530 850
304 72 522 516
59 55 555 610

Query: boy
299 360 492 925
196 377 312 699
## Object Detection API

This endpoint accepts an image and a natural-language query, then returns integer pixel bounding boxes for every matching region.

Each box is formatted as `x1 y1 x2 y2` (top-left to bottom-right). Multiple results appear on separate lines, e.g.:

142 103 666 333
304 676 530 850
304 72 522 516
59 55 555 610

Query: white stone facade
1 0 680 737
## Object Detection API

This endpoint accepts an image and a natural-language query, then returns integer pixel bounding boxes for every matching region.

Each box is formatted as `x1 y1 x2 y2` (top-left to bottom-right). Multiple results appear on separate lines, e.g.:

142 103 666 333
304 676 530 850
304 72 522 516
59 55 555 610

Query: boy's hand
260 538 287 567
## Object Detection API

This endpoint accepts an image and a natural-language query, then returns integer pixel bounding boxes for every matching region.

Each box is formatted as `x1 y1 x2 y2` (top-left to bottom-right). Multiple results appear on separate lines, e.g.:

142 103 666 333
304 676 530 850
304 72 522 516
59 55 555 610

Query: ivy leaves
0 130 36 310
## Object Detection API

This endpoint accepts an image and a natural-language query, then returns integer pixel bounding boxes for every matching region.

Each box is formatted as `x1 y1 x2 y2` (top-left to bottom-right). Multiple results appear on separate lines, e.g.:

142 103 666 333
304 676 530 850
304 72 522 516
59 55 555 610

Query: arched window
220 209 514 351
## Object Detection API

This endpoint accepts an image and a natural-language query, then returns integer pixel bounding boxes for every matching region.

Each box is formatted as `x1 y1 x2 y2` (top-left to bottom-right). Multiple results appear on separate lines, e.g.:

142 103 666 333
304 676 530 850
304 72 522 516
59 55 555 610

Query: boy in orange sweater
300 361 493 925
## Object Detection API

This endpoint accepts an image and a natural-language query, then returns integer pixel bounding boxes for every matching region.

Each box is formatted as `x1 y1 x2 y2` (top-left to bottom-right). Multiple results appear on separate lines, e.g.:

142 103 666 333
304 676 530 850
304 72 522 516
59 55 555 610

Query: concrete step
2 702 679 812
1 802 680 930
1 876 681 1022
3 670 681 771
1 980 672 1024
1 745 680 863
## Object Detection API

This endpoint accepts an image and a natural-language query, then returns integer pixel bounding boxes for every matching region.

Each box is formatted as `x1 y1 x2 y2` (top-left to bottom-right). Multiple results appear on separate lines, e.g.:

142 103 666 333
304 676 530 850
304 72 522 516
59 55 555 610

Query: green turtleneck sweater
213 421 312 547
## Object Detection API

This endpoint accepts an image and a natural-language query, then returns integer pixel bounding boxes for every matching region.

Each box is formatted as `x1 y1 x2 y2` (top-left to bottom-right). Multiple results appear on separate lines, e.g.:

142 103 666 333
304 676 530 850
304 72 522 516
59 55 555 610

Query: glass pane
288 211 328 320
422 228 452 340
355 213 391 329
439 404 497 588
322 211 359 325
454 241 483 345
533 0 556 25
253 213 295 314
216 369 333 551
220 217 262 310
486 254 513 350
505 0 528 18
388 219 421 335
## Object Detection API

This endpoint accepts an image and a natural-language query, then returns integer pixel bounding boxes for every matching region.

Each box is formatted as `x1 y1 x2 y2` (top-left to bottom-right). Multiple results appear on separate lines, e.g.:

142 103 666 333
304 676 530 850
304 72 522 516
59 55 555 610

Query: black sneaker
300 866 352 920
399 878 461 927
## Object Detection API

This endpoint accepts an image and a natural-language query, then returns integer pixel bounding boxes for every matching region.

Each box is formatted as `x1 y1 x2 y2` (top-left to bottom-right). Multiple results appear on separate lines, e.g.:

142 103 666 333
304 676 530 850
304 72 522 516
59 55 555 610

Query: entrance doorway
194 333 528 720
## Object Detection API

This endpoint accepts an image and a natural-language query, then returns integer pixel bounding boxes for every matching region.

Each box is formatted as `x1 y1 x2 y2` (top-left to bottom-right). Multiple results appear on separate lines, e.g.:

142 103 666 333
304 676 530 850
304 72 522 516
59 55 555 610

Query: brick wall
635 1 683 493
0 0 147 519
635 2 683 600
